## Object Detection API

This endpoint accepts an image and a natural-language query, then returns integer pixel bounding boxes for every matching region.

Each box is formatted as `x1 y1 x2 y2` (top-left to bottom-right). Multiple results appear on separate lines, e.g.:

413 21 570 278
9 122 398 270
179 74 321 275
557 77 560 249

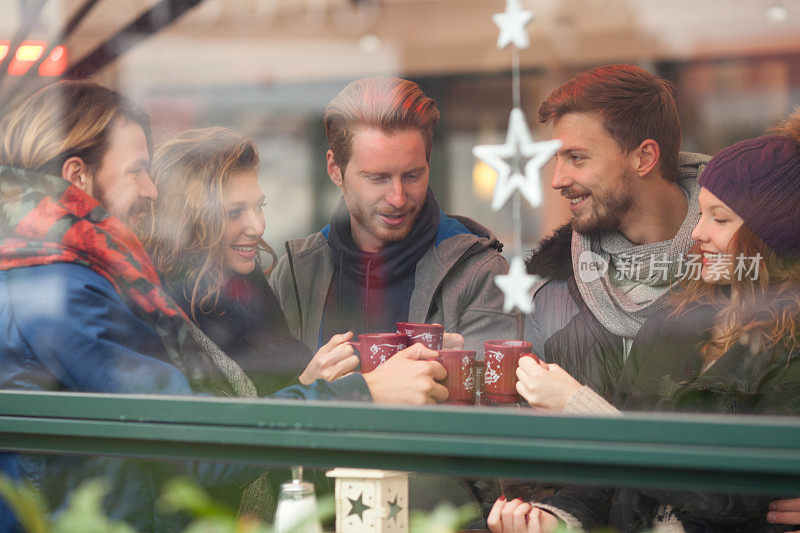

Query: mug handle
347 341 360 354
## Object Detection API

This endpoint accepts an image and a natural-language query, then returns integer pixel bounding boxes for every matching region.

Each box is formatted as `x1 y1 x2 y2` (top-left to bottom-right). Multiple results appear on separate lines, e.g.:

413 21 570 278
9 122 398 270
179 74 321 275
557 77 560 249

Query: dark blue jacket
0 263 370 531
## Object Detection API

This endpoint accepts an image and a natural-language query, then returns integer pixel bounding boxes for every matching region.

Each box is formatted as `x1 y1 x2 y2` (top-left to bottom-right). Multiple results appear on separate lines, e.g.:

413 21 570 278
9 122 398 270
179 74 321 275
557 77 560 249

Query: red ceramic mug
482 340 533 404
436 349 476 405
395 322 444 350
349 333 409 373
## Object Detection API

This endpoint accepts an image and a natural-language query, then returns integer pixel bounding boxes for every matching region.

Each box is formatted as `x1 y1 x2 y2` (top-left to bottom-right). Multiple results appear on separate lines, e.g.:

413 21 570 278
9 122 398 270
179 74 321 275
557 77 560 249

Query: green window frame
1 390 800 494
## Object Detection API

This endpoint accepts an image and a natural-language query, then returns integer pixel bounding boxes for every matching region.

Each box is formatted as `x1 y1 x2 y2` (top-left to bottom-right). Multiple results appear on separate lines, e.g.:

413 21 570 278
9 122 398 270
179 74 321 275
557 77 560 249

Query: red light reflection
39 45 68 77
6 41 49 76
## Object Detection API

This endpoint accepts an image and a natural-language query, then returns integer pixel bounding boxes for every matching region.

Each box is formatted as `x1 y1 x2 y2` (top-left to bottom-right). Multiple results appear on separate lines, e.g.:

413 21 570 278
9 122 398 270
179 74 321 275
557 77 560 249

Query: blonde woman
142 127 361 395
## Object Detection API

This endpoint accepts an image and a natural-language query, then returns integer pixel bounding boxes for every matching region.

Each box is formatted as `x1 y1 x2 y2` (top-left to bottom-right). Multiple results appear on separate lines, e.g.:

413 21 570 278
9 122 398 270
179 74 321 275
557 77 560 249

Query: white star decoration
492 0 534 49
494 256 540 314
472 107 561 211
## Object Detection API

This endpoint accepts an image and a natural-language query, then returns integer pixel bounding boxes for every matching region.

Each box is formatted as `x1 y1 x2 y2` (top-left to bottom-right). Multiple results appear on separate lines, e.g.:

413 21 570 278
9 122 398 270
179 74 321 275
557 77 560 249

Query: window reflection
1 1 800 531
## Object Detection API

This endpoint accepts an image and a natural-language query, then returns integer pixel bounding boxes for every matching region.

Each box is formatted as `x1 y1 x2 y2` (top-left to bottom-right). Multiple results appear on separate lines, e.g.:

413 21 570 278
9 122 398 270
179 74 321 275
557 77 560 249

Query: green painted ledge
1 390 799 494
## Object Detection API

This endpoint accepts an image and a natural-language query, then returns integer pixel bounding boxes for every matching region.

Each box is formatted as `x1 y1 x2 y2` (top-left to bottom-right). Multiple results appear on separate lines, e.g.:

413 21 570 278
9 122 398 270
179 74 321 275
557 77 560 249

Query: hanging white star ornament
473 108 561 211
492 0 534 49
495 256 539 314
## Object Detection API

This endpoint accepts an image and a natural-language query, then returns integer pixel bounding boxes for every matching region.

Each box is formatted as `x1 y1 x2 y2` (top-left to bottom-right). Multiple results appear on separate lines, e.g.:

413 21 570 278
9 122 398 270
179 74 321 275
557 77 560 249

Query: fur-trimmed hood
525 223 572 281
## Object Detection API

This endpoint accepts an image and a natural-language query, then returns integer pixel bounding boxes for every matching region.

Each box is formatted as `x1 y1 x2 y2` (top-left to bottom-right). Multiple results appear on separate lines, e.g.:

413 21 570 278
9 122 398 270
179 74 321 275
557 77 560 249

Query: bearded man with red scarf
0 81 440 531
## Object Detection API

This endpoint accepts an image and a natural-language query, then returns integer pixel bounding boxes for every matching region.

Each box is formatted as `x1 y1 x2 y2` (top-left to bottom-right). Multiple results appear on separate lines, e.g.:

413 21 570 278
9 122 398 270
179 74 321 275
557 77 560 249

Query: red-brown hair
671 224 800 367
324 77 440 172
538 64 681 181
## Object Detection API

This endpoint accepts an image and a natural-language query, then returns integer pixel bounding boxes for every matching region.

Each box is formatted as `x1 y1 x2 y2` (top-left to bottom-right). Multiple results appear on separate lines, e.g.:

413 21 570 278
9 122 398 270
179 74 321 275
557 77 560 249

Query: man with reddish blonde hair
271 77 519 512
271 77 518 357
324 76 440 178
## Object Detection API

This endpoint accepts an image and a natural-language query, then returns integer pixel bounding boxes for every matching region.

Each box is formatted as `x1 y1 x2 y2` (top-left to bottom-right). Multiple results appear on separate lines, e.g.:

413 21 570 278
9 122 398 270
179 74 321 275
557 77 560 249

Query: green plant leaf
0 474 49 533
179 515 244 533
159 477 235 519
409 502 479 533
51 479 136 533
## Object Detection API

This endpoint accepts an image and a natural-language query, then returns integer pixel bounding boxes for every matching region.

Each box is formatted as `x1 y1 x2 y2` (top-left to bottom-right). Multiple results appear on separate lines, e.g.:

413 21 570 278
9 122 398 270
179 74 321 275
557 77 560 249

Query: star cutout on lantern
492 0 535 49
347 493 371 521
387 496 403 522
494 256 540 314
472 107 561 211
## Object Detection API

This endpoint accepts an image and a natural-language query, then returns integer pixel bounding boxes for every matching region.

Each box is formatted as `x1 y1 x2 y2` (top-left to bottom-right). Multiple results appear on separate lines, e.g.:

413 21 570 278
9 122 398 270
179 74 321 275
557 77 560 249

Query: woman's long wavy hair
141 127 275 319
671 224 800 367
671 110 800 367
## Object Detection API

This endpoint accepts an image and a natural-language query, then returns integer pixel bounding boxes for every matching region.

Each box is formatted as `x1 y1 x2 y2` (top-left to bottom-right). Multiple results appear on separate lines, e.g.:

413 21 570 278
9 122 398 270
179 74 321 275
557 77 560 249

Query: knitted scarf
572 153 708 338
0 166 236 396
327 188 440 286
323 188 439 336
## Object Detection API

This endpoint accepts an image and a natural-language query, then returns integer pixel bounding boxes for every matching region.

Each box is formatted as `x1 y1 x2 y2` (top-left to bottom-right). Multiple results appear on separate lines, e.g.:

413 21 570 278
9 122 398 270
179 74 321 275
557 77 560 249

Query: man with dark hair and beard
523 64 710 406
481 64 710 527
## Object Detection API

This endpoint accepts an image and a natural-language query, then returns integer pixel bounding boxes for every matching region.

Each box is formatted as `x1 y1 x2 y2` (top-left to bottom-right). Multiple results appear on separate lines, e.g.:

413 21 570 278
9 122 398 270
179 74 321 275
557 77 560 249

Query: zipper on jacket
606 349 621 383
338 252 344 335
697 384 739 411
365 259 372 333
566 276 622 384
284 241 304 340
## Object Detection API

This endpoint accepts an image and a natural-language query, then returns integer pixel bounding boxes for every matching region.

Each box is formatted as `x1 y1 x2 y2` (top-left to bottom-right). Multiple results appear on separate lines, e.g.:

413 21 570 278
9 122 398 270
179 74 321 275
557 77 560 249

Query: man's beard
350 203 417 246
571 171 635 237
91 179 150 232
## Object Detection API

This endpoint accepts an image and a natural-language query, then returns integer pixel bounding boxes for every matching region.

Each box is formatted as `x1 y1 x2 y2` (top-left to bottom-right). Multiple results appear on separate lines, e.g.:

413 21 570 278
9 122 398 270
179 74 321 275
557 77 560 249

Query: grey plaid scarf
572 153 709 338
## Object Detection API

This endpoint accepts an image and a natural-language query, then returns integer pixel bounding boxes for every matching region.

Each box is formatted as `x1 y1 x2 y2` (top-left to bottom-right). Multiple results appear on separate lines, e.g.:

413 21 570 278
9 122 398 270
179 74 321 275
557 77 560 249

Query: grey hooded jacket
269 213 521 354
524 152 711 399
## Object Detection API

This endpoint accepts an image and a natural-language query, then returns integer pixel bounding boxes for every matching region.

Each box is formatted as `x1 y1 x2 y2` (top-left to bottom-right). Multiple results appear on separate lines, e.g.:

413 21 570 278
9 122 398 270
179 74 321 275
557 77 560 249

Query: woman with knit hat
488 111 800 532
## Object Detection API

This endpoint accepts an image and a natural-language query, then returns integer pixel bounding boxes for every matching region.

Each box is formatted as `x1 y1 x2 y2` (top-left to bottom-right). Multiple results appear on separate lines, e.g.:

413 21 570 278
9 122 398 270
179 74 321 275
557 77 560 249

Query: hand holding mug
487 497 559 533
442 331 464 350
515 355 582 411
768 497 800 531
350 333 409 372
299 331 359 385
486 496 558 533
483 340 532 404
362 343 448 405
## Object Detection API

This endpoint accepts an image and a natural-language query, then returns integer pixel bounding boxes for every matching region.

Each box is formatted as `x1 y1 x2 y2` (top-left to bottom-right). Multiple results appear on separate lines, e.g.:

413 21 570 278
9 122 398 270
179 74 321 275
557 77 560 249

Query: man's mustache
560 186 591 200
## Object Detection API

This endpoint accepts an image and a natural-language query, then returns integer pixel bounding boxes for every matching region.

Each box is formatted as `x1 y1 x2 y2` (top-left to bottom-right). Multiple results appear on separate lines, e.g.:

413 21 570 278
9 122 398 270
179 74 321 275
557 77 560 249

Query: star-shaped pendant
492 0 534 49
347 493 370 521
387 495 403 522
494 256 540 314
472 108 561 211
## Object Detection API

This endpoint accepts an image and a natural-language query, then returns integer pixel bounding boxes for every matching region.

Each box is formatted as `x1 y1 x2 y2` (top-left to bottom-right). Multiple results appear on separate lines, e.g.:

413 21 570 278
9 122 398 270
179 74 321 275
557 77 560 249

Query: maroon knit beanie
698 133 800 258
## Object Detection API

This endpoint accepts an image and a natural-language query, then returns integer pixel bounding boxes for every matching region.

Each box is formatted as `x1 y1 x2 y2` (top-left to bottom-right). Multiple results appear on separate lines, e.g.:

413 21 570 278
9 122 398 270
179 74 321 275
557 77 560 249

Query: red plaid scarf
0 166 234 395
